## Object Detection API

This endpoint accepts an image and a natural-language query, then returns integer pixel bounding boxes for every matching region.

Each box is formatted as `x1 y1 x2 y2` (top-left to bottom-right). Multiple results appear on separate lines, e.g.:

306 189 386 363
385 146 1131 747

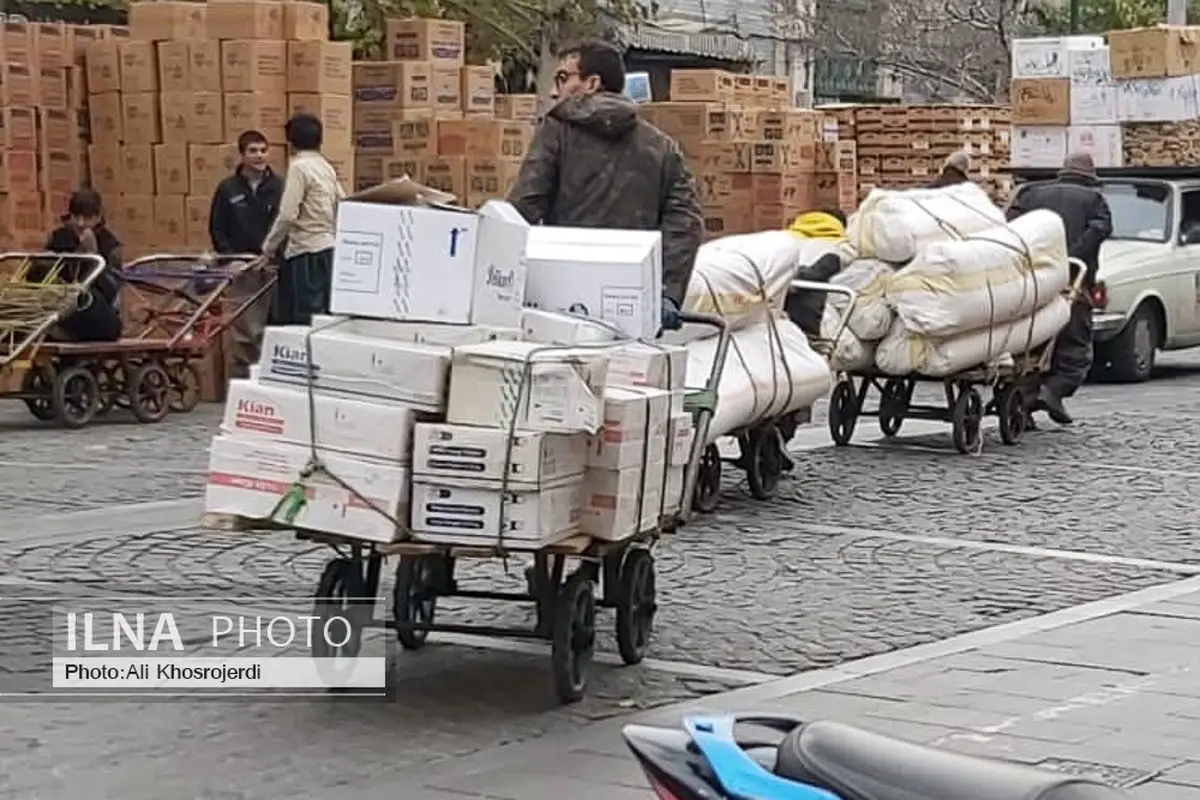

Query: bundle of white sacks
823 185 1073 378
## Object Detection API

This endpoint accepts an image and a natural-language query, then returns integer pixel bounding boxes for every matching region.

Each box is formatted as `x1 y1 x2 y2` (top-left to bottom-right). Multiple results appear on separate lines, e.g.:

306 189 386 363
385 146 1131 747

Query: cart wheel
51 365 100 429
552 570 596 704
312 558 365 659
692 443 722 514
878 378 910 437
615 548 657 665
128 362 171 423
168 362 202 413
951 385 985 454
828 379 859 446
93 366 117 416
995 384 1026 446
393 555 439 650
745 426 784 501
21 366 56 422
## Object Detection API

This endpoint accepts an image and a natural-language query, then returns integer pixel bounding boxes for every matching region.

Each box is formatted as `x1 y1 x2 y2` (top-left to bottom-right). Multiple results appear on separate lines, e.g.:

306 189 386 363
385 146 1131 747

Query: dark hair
818 207 847 226
285 114 323 151
68 188 103 218
557 39 626 93
237 129 268 153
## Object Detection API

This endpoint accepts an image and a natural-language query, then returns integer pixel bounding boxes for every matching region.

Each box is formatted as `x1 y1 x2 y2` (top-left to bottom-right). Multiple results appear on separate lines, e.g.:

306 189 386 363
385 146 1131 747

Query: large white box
412 424 588 486
519 308 622 346
260 325 450 411
1012 36 1103 79
331 179 529 327
1068 125 1124 168
311 314 521 347
205 436 409 544
1011 126 1068 168
664 465 684 516
222 379 424 464
409 479 583 547
606 342 688 392
1068 47 1117 125
523 227 663 340
667 413 694 466
588 386 671 470
446 340 610 434
1116 77 1197 123
581 450 666 541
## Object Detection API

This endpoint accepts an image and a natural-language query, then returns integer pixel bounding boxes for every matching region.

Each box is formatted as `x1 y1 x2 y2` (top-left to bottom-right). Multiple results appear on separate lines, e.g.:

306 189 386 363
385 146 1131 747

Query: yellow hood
788 212 846 241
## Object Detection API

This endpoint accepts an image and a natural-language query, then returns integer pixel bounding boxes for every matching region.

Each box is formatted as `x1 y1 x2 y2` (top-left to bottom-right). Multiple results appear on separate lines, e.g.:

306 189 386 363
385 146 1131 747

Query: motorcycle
623 712 1130 800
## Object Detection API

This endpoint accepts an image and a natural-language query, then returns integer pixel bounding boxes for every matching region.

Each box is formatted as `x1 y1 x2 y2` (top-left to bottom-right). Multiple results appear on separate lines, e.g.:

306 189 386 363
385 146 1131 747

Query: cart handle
1066 257 1087 297
122 253 263 277
790 280 858 345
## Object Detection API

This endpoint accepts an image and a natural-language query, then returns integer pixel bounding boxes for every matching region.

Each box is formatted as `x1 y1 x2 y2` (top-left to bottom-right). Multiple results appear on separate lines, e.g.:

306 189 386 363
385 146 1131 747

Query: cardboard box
224 91 287 143
128 1 206 41
283 1 329 41
461 65 494 115
87 144 121 196
189 143 238 198
205 436 410 545
664 465 684 516
121 145 155 192
1109 25 1200 78
495 94 537 121
1068 124 1124 168
116 193 155 244
2 21 33 64
581 457 666 540
153 194 187 246
288 93 351 139
86 40 121 94
352 61 432 109
331 181 529 326
222 40 288 93
87 91 122 143
1011 78 1069 125
669 69 734 102
464 156 519 207
0 151 37 195
412 424 588 486
69 25 106 68
36 67 67 109
122 92 161 143
386 18 465 65
161 91 224 145
409 478 582 547
1115 77 1197 122
391 112 436 155
260 325 452 409
223 378 424 463
606 342 687 393
39 149 83 195
437 119 532 158
310 314 521 346
1011 36 1103 79
647 102 740 143
1 108 37 151
0 64 36 107
667 413 693 466
519 308 621 346
445 340 609 434
118 40 158 93
431 66 462 117
0 192 44 242
287 40 352 94
207 1 285 41
154 143 190 194
1010 126 1068 168
191 41 223 92
185 194 211 248
523 226 663 340
588 387 670 471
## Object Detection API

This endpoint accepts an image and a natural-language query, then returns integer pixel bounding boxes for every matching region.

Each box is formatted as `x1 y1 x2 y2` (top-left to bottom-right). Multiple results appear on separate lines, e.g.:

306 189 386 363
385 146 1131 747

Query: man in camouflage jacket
507 40 704 331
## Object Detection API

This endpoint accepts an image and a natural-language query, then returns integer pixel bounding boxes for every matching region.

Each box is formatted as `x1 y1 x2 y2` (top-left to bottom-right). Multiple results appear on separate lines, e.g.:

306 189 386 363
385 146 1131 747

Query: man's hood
788 211 846 241
548 92 639 140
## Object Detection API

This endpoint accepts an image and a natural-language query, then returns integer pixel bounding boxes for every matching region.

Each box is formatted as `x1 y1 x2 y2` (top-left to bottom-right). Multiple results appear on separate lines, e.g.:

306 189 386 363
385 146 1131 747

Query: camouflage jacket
507 92 703 306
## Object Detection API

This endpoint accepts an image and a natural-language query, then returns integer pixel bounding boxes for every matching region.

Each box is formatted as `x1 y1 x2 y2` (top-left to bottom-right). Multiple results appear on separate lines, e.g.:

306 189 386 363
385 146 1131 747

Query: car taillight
1090 281 1108 310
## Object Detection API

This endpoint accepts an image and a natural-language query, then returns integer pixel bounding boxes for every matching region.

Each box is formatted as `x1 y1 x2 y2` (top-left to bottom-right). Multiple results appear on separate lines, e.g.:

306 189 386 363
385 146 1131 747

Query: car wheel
1097 303 1160 383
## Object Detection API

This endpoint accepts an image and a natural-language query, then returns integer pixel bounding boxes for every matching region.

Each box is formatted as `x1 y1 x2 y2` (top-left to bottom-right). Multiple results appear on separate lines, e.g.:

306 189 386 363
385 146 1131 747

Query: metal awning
615 20 757 62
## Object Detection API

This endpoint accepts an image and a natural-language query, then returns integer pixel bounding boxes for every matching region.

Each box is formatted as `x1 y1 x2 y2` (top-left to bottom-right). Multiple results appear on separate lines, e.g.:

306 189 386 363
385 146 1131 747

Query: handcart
218 311 732 705
826 259 1087 454
0 251 263 429
689 281 857 513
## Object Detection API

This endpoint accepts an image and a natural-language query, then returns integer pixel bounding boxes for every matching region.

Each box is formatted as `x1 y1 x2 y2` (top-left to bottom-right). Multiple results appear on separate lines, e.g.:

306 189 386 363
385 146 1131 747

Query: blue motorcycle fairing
683 713 841 800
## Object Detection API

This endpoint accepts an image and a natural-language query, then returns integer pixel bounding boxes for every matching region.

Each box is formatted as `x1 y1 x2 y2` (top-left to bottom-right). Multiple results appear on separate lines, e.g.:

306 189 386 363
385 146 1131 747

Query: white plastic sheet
685 317 832 442
847 183 1006 264
887 209 1070 338
874 296 1071 378
826 259 896 341
821 305 875 372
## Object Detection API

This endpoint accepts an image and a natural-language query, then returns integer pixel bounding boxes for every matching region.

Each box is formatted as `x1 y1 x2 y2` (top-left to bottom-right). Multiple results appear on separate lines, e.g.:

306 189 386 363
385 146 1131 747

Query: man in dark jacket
1007 151 1113 425
929 151 971 188
209 130 284 378
507 40 704 333
41 188 123 342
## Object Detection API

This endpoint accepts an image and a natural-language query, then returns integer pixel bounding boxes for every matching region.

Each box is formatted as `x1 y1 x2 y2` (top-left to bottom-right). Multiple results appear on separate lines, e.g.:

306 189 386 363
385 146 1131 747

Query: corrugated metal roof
616 17 759 61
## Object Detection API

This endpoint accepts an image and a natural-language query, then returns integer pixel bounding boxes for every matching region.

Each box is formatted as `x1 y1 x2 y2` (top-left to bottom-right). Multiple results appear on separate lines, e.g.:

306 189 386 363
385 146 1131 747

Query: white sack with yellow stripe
846 183 1006 264
874 296 1071 378
821 305 876 372
686 316 832 442
663 232 849 345
825 258 896 341
886 209 1070 338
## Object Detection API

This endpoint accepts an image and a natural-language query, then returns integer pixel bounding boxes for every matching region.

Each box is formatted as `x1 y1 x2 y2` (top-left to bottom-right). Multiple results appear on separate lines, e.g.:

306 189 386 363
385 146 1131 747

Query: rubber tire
311 558 365 659
169 362 202 413
51 365 100 430
615 549 656 666
828 379 859 446
745 427 783 501
551 571 596 704
951 386 984 455
878 378 909 437
1097 303 1159 383
393 555 439 651
21 366 56 422
128 362 172 423
692 444 722 513
995 384 1026 446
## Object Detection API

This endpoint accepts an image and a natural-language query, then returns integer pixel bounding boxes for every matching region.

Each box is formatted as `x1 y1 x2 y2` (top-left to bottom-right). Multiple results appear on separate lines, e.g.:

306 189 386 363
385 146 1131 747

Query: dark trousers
1043 295 1094 399
228 268 278 379
274 248 333 327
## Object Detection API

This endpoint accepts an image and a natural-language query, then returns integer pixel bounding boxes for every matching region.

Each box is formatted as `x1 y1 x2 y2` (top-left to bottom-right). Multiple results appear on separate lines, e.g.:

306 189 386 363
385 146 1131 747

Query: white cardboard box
311 314 521 347
1068 125 1124 168
523 227 663 340
412 424 588 486
606 342 687 392
1011 126 1068 168
519 308 622 346
409 478 583 547
331 180 529 327
221 378 424 464
260 325 450 410
205 436 409 544
667 413 694 466
664 465 684 515
581 451 666 541
1011 36 1103 79
1116 77 1197 122
1069 47 1117 125
589 386 671 470
446 340 609 434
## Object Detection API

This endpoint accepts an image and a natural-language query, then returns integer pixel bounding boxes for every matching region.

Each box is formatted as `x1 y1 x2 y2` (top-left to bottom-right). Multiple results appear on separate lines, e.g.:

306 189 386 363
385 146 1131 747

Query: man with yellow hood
783 207 851 338
788 208 848 241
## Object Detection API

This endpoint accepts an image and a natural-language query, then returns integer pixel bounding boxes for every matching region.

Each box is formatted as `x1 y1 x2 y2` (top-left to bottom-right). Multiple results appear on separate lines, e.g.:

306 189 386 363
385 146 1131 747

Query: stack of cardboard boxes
351 16 538 205
0 19 95 249
1011 28 1200 170
84 0 352 259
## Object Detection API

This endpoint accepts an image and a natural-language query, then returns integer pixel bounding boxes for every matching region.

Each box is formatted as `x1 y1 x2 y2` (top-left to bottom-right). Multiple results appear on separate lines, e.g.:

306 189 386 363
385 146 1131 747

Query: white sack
847 183 1006 264
686 317 832 442
887 209 1070 338
875 296 1072 378
821 305 876 372
664 232 844 345
826 259 896 340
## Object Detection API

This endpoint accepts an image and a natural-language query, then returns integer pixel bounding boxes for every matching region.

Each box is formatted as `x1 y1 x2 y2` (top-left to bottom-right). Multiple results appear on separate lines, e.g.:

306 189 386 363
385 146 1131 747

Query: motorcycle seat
774 720 1129 800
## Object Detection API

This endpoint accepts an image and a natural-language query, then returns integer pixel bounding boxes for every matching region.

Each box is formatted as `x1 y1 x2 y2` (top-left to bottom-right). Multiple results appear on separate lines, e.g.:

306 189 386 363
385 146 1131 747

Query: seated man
39 189 123 342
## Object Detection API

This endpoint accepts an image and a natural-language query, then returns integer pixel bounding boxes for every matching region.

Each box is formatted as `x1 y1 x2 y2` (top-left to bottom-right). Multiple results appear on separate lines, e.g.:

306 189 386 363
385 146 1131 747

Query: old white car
1013 175 1200 383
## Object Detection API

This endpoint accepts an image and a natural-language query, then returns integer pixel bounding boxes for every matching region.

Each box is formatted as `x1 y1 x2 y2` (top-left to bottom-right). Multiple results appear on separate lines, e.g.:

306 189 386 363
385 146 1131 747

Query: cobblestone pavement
0 354 1198 799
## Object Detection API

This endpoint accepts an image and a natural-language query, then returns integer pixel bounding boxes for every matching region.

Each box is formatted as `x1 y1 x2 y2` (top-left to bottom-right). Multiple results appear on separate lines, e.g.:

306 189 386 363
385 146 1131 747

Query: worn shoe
1037 387 1073 425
